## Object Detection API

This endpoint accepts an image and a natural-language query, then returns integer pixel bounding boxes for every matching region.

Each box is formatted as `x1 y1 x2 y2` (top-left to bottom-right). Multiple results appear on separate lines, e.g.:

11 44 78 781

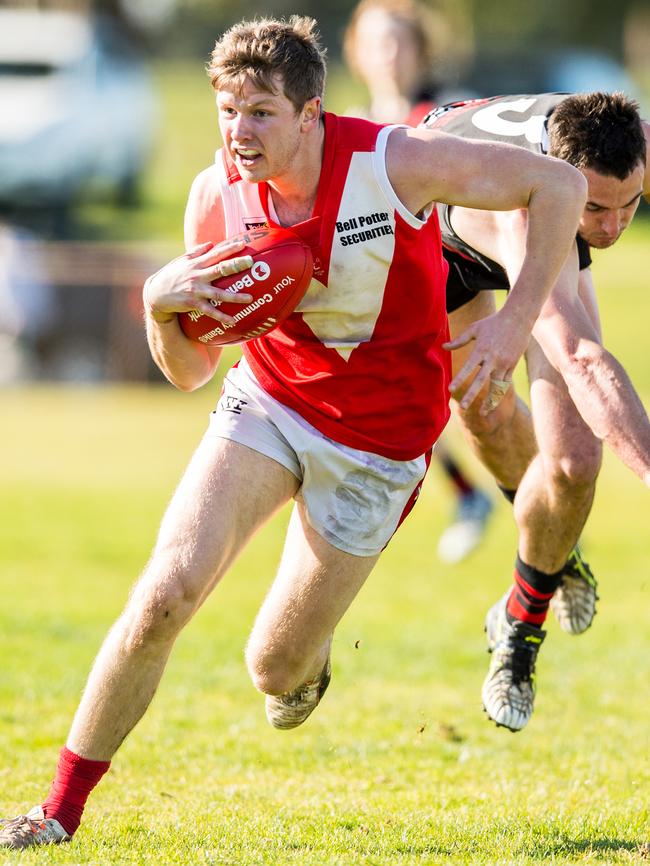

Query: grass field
2 219 650 862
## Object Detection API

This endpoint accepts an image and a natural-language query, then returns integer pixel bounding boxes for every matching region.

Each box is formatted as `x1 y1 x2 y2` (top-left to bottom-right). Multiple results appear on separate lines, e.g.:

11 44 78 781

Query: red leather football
178 226 313 346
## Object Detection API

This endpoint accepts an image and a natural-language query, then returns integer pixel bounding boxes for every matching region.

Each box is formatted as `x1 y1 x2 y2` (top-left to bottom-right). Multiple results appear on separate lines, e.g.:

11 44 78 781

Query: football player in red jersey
424 92 650 732
0 19 587 850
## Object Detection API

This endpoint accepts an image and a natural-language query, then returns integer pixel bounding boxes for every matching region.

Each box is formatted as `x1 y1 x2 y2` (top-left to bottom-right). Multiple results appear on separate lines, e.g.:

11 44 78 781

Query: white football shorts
207 357 431 557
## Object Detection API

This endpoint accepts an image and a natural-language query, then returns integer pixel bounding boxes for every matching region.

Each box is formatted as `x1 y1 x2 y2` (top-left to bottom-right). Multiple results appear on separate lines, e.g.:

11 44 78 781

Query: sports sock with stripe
505 554 563 627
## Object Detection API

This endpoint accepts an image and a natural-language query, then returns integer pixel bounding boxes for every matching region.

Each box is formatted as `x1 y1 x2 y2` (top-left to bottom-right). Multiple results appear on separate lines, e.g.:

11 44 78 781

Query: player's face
217 76 307 184
578 163 645 249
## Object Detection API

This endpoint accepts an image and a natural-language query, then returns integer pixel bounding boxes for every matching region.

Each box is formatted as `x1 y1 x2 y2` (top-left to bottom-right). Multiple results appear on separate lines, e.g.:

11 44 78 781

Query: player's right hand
143 238 254 325
445 308 530 415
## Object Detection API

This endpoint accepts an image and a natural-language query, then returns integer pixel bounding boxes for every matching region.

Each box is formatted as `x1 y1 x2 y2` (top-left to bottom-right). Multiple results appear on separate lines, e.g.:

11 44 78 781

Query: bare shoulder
385 126 462 179
184 165 226 249
384 127 480 212
187 164 222 214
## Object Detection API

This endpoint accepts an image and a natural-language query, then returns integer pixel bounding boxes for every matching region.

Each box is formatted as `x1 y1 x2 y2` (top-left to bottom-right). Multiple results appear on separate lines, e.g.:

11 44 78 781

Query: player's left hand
444 311 531 415
144 238 255 325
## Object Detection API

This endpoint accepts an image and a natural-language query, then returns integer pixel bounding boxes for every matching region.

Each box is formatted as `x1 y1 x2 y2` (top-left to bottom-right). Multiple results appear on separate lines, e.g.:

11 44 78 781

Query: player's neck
270 192 316 226
268 122 325 226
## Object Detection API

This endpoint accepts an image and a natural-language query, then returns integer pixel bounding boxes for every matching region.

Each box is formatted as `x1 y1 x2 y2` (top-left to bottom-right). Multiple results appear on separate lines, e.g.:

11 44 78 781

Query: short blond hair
208 16 327 113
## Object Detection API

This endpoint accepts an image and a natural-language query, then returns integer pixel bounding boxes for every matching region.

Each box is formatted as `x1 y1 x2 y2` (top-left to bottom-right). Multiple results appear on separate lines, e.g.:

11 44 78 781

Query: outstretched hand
144 238 254 325
443 310 531 415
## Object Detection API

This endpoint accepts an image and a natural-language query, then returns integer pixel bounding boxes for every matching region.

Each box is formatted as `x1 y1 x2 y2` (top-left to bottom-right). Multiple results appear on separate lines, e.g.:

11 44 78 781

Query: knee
551 440 603 490
122 565 201 650
245 641 304 696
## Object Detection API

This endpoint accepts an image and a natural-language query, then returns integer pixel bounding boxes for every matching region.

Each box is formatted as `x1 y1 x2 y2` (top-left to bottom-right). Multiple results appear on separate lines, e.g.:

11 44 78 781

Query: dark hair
207 16 327 113
548 91 646 180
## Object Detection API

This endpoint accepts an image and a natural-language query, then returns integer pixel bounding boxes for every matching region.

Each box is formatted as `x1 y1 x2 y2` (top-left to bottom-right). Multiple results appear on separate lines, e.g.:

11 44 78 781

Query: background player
425 92 650 731
0 18 587 849
343 0 493 564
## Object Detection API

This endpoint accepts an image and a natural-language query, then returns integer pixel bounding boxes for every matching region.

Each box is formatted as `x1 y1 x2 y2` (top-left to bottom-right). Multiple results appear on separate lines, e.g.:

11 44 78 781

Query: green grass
2 192 650 865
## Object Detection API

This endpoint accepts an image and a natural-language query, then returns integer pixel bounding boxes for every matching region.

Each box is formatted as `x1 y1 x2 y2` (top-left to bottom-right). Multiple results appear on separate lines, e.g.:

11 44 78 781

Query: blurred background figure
342 0 474 123
434 443 493 564
342 0 493 564
0 222 57 384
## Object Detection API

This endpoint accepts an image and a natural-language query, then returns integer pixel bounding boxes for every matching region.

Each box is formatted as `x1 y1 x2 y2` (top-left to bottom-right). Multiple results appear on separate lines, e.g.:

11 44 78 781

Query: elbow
562 162 588 207
540 159 587 213
153 356 214 392
149 341 220 393
172 377 202 393
164 370 211 393
566 161 587 192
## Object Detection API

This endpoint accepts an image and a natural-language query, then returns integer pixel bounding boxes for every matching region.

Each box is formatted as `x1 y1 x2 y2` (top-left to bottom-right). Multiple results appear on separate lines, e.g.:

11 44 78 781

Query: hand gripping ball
178 225 314 346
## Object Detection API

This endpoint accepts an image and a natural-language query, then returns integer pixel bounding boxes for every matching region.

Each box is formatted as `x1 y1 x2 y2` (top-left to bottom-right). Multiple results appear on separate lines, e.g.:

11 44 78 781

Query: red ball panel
178 227 313 347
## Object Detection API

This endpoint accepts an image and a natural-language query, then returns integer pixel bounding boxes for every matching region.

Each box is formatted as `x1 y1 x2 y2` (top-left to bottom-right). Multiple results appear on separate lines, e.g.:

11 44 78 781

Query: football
178 226 313 346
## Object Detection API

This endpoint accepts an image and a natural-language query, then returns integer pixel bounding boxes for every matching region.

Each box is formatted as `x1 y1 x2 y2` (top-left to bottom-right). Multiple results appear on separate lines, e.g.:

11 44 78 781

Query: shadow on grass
526 835 649 860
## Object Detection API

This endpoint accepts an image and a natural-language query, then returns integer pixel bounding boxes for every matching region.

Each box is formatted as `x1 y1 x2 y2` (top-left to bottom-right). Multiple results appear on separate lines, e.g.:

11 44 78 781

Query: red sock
42 747 111 836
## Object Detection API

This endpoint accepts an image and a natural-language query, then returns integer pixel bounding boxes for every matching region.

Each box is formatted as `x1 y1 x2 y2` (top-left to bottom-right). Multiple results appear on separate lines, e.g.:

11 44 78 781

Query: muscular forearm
145 311 220 391
510 172 585 321
559 344 650 482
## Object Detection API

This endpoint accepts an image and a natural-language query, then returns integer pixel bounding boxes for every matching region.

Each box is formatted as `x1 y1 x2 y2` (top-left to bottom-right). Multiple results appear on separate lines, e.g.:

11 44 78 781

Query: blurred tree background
115 0 648 62
2 0 649 244
75 0 650 243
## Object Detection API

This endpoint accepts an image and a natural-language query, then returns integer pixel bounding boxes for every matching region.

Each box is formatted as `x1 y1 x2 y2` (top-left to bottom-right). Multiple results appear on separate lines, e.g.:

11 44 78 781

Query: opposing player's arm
144 168 253 391
576 267 602 341
532 267 650 484
387 127 587 412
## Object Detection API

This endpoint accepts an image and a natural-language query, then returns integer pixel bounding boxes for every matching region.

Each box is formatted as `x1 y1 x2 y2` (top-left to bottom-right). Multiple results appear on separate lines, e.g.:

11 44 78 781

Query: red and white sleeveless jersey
185 112 450 460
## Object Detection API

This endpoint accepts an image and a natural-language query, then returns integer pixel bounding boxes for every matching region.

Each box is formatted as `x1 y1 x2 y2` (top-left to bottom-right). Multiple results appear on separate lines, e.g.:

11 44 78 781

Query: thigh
249 502 379 667
227 358 429 558
150 432 300 605
298 437 429 557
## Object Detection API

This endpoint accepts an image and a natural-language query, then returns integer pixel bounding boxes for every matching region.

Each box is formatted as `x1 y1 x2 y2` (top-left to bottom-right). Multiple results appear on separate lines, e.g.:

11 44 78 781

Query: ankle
505 555 563 627
42 747 111 836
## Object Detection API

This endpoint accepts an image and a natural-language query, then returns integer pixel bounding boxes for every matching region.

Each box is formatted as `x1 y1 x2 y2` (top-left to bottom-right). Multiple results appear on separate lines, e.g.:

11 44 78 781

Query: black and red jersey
422 94 592 308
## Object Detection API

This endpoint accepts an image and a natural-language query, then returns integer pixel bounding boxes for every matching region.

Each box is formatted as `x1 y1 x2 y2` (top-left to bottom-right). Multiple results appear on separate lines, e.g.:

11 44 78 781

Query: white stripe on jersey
297 150 395 361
